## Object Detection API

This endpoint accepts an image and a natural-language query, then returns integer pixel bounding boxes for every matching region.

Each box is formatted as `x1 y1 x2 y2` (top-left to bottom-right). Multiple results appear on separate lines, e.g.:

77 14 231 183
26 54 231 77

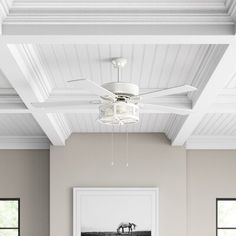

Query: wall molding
226 0 236 20
0 0 13 34
0 0 11 19
10 44 53 101
2 1 234 36
0 136 50 149
185 136 236 149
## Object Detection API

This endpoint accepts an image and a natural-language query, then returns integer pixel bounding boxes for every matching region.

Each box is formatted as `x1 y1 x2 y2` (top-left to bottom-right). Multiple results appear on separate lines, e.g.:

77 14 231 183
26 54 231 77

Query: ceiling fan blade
137 85 197 100
31 100 100 113
68 79 117 101
140 103 193 115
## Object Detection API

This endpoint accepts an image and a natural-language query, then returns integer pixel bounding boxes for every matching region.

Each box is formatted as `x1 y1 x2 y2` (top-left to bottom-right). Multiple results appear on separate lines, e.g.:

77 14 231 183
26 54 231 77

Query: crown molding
49 113 71 140
11 1 226 10
0 93 29 113
10 44 53 100
0 136 50 149
0 0 11 19
4 44 72 145
0 0 11 34
2 1 234 36
185 136 236 149
226 0 236 20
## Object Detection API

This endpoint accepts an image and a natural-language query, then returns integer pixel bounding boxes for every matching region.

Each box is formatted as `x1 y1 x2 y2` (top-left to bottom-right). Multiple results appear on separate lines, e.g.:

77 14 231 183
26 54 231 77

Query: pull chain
111 125 114 166
117 67 121 82
126 132 129 167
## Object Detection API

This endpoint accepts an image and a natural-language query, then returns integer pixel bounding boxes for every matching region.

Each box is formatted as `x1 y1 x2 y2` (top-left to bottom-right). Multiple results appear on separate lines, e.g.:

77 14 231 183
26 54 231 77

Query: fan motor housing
102 82 139 97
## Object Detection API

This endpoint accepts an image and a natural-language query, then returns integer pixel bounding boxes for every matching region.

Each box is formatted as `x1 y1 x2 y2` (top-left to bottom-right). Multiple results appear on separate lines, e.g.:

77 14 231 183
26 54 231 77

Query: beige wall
50 134 187 236
0 150 49 236
50 134 236 236
187 150 236 236
1 136 235 236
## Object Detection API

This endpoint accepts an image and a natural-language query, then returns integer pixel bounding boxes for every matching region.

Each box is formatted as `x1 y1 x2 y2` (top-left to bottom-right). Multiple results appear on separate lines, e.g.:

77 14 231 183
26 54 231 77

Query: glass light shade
98 102 139 125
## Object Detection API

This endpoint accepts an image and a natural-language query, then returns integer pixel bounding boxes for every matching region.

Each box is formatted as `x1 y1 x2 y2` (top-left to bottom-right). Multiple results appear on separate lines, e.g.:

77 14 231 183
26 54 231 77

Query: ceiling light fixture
98 101 139 125
98 58 139 125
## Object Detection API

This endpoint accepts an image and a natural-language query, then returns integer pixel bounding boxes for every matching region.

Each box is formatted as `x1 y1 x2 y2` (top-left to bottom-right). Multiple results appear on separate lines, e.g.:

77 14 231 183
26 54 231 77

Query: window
217 199 236 236
0 199 20 236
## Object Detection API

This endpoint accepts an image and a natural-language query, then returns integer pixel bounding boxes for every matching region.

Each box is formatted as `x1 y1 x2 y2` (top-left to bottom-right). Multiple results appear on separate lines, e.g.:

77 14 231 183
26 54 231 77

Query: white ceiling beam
0 103 29 113
0 89 29 113
29 103 192 114
0 43 71 145
226 0 236 21
0 0 13 34
168 41 236 146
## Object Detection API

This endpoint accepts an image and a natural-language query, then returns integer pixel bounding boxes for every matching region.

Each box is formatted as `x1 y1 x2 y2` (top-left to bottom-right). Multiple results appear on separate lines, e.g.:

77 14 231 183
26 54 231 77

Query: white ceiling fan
32 58 197 125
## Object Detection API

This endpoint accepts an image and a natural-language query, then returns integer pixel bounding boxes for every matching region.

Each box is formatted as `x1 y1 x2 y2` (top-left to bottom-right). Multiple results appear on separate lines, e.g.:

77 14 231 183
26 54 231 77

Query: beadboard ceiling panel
31 44 212 91
65 113 170 133
0 114 45 136
193 113 236 136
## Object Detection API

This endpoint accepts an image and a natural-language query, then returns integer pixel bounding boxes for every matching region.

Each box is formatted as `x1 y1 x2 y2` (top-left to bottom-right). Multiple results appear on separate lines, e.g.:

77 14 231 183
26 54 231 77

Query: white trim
169 42 236 146
11 1 226 10
2 1 235 37
166 45 228 145
226 0 236 20
0 0 13 34
0 0 11 19
1 35 235 45
0 136 49 149
0 1 9 18
0 43 71 145
185 136 236 150
0 93 29 113
6 1 229 25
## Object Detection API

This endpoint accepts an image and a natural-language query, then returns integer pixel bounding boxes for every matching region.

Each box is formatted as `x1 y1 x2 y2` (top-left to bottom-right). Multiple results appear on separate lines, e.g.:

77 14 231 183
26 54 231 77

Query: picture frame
73 188 159 236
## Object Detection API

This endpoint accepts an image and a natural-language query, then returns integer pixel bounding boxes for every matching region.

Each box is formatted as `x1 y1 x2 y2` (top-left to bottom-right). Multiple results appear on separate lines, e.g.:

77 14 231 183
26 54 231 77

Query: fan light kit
98 58 140 125
99 102 139 125
31 57 197 126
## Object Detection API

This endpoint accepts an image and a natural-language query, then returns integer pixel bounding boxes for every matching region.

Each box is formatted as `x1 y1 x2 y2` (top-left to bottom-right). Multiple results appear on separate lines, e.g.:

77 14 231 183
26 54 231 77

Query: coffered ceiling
0 0 236 149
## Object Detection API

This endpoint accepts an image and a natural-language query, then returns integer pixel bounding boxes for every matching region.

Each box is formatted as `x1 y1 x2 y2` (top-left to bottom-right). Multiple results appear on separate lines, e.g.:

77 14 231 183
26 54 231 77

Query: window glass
0 201 18 228
0 229 18 236
218 230 236 236
218 200 236 228
0 199 19 236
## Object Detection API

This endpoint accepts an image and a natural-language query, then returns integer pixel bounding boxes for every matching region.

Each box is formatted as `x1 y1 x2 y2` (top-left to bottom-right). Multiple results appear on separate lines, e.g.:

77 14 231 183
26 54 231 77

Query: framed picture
73 188 159 236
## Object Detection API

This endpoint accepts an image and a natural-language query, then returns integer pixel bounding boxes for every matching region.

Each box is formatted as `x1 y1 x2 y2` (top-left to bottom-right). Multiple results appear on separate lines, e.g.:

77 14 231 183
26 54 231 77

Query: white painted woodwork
2 0 235 37
0 43 71 145
169 42 236 146
1 0 236 148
